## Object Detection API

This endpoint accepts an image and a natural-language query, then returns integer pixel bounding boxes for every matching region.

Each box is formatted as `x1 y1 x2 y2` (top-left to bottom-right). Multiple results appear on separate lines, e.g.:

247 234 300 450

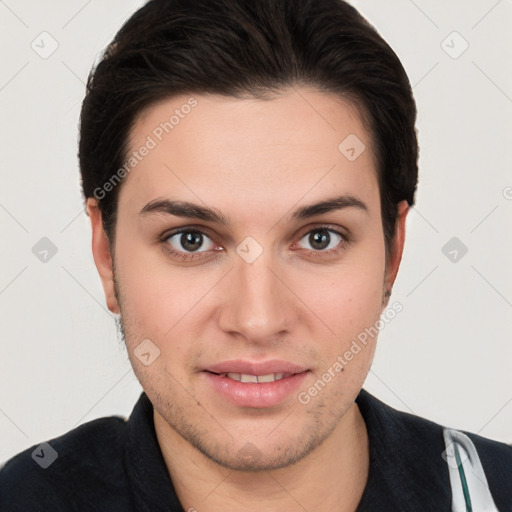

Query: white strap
443 427 500 512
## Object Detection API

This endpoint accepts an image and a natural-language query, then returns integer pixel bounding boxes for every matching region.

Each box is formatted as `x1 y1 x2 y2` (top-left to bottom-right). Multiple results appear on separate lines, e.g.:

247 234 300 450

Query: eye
164 229 217 259
160 225 348 262
295 227 346 254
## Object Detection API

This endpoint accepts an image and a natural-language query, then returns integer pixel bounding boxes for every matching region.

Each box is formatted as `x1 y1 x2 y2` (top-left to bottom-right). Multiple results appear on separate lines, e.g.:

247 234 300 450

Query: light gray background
1 0 511 464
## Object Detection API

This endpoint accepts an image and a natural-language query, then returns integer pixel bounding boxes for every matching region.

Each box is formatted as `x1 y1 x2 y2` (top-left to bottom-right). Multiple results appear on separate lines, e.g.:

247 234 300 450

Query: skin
87 86 408 511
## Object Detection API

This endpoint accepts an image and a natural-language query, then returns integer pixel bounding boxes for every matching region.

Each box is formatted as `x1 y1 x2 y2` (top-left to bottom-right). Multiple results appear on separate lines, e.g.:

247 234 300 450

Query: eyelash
159 225 349 262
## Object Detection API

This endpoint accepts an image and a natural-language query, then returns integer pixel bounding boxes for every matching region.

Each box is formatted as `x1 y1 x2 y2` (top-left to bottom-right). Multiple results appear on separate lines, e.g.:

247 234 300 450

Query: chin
190 429 325 473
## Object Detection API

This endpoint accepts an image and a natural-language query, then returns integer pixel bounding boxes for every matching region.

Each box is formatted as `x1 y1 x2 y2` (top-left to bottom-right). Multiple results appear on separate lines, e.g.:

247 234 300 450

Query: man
1 0 510 510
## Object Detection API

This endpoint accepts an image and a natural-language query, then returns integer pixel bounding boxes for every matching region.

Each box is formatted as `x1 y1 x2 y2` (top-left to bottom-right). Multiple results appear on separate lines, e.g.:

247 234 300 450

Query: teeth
240 374 258 383
257 373 278 383
220 372 288 383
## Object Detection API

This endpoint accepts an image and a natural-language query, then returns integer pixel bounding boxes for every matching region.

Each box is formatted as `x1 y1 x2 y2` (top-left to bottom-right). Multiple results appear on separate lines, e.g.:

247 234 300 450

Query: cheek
304 241 386 354
310 244 385 327
312 274 383 345
305 280 383 396
113 239 173 335
113 240 217 347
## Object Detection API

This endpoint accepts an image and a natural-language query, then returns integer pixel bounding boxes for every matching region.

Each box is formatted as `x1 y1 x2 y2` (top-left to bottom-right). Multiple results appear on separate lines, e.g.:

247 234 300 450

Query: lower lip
203 371 309 408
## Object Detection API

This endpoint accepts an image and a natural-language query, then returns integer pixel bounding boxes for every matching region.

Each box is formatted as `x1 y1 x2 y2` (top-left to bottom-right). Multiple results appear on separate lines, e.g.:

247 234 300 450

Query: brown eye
165 230 215 254
297 228 345 253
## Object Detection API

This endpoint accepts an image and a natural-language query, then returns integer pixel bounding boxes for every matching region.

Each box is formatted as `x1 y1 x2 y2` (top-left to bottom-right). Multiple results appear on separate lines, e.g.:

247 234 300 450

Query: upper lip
204 359 309 376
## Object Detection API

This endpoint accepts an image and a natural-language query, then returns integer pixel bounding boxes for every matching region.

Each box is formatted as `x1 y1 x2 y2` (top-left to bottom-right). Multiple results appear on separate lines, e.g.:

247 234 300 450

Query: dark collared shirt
1 388 511 511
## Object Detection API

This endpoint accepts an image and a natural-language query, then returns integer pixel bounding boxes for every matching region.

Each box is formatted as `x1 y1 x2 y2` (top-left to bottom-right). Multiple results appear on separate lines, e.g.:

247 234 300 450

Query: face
89 87 407 472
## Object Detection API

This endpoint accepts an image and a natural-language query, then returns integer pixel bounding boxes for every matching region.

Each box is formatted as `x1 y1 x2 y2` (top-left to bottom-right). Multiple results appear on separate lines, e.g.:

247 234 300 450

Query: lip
202 359 310 408
204 359 309 375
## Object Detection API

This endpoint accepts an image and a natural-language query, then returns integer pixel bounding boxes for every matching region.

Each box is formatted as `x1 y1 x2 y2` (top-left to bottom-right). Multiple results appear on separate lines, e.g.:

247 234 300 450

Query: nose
217 249 298 347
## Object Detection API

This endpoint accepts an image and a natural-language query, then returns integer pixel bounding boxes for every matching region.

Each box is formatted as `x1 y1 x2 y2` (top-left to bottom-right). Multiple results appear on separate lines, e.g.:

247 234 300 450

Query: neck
154 402 370 512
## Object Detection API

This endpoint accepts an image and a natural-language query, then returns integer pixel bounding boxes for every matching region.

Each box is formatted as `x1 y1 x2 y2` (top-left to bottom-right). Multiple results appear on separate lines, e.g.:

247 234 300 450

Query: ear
85 198 120 314
383 200 409 307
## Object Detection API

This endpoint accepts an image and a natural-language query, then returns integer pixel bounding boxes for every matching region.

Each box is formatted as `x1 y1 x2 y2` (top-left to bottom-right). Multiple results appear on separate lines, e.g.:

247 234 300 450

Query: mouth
201 360 310 408
203 359 308 377
205 371 294 383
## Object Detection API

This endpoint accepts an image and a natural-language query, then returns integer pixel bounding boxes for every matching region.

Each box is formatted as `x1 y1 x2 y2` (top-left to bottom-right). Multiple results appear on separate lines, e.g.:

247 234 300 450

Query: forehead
119 87 379 219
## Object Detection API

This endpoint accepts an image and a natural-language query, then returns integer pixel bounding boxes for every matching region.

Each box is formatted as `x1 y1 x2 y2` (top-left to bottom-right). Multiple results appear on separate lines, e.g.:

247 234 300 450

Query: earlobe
85 198 120 314
383 200 409 302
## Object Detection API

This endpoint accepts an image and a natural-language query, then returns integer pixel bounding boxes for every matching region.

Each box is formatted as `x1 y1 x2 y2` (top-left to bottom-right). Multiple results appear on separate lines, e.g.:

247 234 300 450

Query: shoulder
0 415 131 511
358 387 512 464
385 400 512 470
462 428 512 465
356 388 512 510
456 428 512 505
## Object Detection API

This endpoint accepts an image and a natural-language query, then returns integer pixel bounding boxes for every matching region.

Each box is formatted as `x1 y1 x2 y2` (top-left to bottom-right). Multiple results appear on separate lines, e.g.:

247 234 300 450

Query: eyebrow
139 194 368 225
